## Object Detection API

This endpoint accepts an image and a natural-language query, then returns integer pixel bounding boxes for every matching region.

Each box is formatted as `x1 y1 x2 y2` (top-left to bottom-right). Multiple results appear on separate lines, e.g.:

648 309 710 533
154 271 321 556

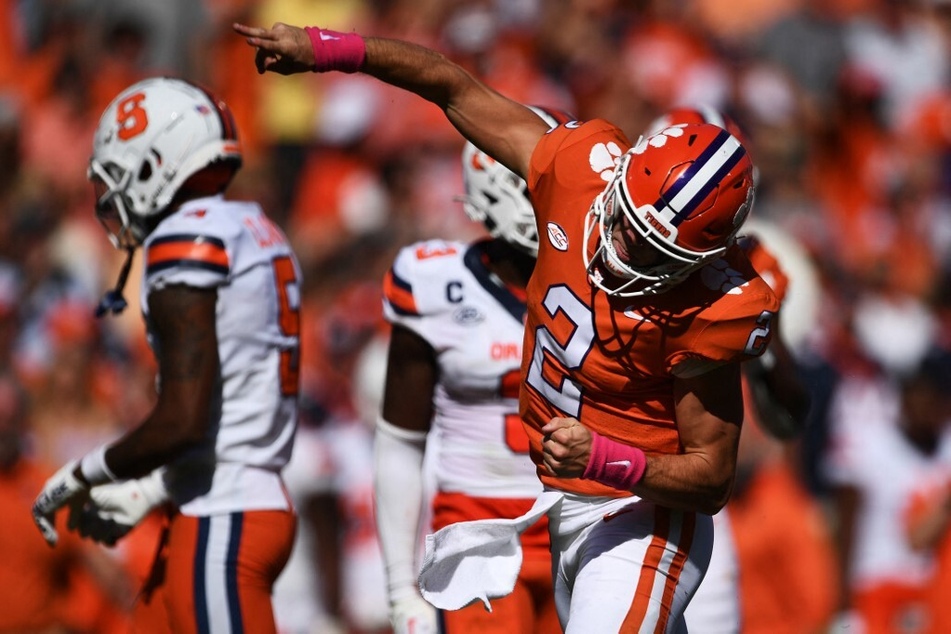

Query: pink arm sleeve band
580 431 647 491
304 27 366 73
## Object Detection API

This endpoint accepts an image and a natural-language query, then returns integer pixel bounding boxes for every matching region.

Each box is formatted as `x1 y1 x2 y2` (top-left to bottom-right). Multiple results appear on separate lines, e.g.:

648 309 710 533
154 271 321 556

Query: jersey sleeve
528 119 631 225
668 275 780 375
143 207 236 292
382 240 465 347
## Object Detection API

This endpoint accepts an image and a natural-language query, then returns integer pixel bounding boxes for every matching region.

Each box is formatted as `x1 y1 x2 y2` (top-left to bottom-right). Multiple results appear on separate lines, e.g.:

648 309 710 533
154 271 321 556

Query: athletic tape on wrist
580 431 646 491
79 444 120 485
304 27 366 73
376 416 428 444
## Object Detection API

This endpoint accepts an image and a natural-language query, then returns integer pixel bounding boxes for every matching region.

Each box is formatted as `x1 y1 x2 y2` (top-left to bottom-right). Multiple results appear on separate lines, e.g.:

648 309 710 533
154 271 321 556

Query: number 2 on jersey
744 310 774 356
525 285 594 418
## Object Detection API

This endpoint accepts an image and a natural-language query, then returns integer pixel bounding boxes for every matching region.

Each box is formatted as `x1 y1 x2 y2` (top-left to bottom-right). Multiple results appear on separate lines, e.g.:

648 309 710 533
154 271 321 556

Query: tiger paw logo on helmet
589 142 624 181
632 124 686 155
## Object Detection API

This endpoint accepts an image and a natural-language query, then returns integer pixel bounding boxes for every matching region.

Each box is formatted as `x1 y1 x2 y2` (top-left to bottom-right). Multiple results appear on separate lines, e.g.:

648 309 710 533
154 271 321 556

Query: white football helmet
583 122 755 297
459 106 569 256
88 77 242 247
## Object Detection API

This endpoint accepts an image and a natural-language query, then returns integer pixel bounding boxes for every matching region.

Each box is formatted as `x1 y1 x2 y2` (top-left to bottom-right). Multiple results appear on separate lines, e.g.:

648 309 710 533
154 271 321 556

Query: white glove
75 469 170 546
32 460 88 546
389 593 438 634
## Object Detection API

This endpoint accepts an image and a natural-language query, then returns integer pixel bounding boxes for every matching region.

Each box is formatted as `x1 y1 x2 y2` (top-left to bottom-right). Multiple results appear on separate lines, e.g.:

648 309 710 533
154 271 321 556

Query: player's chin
595 261 652 296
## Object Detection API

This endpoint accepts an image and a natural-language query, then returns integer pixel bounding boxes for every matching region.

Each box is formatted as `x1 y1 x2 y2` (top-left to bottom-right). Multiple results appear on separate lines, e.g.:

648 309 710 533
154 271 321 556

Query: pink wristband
304 27 366 73
580 431 647 491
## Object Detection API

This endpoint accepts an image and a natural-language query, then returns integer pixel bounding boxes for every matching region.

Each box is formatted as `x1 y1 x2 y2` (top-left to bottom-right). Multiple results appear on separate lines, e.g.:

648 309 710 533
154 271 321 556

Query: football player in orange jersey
375 108 568 634
234 22 779 632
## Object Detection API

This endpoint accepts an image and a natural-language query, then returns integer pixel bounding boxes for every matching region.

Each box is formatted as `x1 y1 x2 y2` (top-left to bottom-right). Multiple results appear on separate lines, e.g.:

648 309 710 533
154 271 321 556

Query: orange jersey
521 119 780 497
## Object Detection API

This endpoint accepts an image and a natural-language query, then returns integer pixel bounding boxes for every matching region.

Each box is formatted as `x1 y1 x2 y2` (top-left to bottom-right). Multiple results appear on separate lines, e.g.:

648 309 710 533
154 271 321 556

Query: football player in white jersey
375 108 568 634
31 77 302 634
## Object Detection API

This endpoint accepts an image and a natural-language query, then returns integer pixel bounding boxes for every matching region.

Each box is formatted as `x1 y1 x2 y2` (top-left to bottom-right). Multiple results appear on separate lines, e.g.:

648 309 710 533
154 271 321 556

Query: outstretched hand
233 22 315 75
541 416 593 478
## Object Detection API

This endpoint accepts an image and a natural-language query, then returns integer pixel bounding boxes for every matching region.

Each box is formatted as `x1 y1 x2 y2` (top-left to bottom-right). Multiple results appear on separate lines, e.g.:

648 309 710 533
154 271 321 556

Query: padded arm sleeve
374 417 429 602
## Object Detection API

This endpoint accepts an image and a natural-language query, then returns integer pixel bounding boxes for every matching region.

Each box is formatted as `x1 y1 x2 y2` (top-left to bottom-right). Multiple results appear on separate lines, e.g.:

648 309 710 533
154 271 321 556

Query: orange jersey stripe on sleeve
147 234 229 276
383 268 418 316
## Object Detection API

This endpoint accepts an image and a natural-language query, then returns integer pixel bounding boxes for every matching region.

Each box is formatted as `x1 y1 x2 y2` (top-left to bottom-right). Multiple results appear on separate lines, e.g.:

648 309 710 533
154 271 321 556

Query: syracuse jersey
383 239 541 503
522 119 780 498
383 240 560 633
140 194 301 516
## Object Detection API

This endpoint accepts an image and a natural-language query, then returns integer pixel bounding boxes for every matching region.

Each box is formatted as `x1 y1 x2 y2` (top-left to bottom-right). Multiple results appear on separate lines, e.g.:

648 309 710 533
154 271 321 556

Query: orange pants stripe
551 496 710 634
132 510 296 634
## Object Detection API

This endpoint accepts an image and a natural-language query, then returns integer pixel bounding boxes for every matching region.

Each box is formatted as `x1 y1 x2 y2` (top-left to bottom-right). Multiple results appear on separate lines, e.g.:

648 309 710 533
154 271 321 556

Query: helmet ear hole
138 162 152 181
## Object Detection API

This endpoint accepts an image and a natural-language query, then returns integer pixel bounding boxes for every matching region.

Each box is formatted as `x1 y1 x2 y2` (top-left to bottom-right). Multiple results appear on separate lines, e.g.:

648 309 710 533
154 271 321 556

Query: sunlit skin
610 212 664 271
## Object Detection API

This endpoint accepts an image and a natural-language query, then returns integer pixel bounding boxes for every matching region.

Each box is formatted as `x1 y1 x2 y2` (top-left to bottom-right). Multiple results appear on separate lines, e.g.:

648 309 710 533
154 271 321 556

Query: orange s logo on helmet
116 92 149 141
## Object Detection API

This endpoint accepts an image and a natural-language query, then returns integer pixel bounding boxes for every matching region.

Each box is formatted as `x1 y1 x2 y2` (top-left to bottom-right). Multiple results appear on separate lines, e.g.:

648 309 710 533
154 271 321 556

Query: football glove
32 460 88 547
389 593 438 634
74 469 170 546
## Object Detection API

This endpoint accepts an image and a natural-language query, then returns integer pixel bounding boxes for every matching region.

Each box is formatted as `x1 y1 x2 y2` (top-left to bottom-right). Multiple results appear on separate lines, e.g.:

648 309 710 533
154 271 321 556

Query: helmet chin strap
95 247 136 317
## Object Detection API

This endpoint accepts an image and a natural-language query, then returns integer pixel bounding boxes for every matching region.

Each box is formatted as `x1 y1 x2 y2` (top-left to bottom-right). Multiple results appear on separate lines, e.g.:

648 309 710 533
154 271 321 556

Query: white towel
418 491 564 611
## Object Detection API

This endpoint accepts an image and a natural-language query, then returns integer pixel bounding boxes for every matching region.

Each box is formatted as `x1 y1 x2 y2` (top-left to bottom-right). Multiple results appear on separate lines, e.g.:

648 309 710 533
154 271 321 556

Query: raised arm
232 21 547 178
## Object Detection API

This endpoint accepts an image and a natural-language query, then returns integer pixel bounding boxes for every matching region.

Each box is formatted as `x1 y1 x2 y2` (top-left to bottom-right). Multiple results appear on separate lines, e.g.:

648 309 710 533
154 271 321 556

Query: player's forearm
545 417 734 514
633 452 735 515
374 418 428 599
363 37 470 110
98 285 219 481
103 404 208 480
361 37 522 170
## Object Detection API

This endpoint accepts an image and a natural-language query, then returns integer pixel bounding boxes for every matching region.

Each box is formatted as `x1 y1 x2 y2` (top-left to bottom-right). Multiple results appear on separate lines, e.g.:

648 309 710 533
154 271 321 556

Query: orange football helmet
584 122 755 297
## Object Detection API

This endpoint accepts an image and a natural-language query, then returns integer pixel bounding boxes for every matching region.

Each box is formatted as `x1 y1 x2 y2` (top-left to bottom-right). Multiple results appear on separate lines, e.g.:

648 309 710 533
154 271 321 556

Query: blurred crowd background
4 0 951 633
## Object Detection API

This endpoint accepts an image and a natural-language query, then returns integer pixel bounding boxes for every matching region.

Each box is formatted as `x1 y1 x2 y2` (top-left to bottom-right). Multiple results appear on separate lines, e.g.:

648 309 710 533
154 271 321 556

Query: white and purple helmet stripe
652 129 746 228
